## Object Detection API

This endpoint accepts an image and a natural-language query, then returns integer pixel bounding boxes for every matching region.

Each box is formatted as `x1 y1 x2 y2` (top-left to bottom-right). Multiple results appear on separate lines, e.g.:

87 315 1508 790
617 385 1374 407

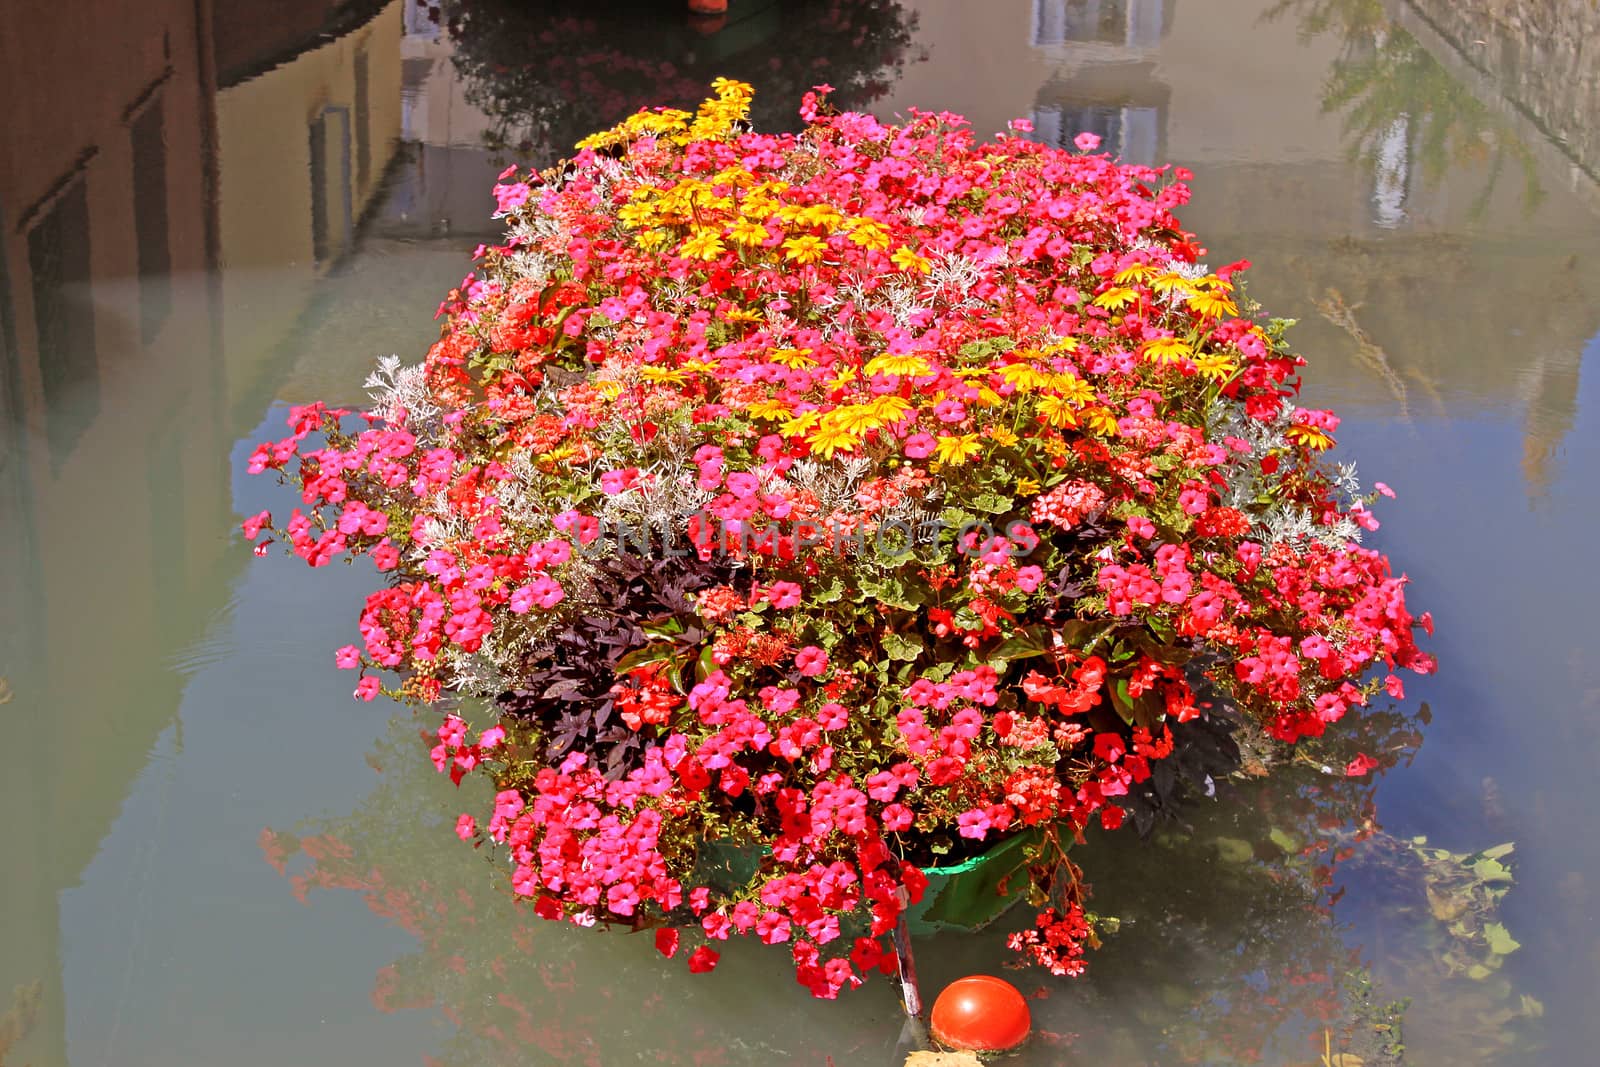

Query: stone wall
1402 0 1600 179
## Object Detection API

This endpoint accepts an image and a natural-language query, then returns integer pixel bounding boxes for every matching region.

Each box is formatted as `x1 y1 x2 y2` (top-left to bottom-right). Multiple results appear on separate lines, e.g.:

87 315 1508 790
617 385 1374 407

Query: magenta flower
794 646 829 677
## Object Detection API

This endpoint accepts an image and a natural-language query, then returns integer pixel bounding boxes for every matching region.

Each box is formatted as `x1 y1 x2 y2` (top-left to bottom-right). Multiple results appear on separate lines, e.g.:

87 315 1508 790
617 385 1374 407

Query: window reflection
309 105 354 265
1371 114 1412 229
25 177 97 467
1032 0 1172 48
130 94 172 342
1033 102 1162 165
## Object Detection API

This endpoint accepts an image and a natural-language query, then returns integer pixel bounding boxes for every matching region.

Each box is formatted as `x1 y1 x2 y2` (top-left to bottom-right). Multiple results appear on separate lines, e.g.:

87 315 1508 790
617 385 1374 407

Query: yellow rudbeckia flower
782 234 828 265
680 229 726 261
1093 286 1138 311
863 353 934 378
933 433 983 465
1193 352 1239 381
890 246 932 274
808 423 861 458
1142 336 1194 366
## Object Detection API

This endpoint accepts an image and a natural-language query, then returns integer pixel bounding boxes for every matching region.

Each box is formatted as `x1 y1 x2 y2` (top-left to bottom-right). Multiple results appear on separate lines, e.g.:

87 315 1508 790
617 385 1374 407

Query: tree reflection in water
429 0 922 163
1265 0 1543 221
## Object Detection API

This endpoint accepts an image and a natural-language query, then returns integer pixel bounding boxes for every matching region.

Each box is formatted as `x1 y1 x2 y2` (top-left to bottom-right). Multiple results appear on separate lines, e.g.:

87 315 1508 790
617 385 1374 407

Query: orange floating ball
929 975 1032 1052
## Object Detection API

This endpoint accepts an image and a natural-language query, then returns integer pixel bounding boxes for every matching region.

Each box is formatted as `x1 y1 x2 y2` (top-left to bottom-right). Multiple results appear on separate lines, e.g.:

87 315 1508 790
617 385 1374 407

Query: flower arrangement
243 80 1435 999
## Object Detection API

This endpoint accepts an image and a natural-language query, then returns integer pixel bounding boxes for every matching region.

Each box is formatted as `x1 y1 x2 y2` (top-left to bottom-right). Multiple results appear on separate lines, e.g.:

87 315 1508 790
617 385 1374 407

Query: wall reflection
0 4 410 1064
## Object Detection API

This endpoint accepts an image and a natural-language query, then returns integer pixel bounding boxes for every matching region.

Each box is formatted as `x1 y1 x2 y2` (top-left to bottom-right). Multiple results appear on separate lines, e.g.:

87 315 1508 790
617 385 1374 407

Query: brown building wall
211 0 389 86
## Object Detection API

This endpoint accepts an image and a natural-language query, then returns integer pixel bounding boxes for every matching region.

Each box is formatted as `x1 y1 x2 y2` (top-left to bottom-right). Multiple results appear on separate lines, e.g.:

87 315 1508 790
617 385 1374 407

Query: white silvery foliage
848 278 928 330
785 456 874 516
419 501 474 554
448 637 512 697
924 250 984 302
1331 461 1363 499
494 449 565 533
597 456 715 539
1208 400 1364 550
364 355 441 431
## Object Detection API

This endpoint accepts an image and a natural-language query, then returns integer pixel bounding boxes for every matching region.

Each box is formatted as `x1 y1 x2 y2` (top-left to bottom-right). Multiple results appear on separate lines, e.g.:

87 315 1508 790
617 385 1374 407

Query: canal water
3 0 1598 1063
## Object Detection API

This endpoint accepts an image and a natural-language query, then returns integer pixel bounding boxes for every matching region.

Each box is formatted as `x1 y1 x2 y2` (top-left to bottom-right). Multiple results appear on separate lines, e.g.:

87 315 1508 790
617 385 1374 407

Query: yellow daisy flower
728 217 771 246
782 234 828 265
844 218 892 251
1142 336 1195 366
779 410 821 438
808 423 862 458
863 353 934 378
890 246 932 274
1092 286 1138 310
997 363 1051 392
933 434 983 465
1036 396 1081 428
1188 290 1239 319
768 347 817 368
1192 353 1239 381
1286 424 1335 451
1114 263 1154 285
745 399 793 420
680 229 726 261
987 425 1020 447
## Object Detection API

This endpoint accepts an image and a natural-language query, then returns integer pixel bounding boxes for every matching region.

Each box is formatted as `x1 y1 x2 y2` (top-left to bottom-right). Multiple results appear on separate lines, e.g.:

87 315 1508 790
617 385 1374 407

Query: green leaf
1109 677 1136 723
613 645 673 676
990 629 1048 662
969 492 1012 514
881 631 925 663
1472 858 1514 884
1214 837 1254 864
917 829 1043 932
1483 922 1521 956
641 616 685 640
811 576 846 604
1268 827 1302 855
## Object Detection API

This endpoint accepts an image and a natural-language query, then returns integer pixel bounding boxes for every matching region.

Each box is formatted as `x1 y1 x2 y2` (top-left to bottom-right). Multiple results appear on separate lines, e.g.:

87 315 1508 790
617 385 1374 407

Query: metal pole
892 886 923 1019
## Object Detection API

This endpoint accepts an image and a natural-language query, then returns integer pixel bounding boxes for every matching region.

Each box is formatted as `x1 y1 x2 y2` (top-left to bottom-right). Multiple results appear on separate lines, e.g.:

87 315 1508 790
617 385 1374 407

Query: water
2 0 1598 1063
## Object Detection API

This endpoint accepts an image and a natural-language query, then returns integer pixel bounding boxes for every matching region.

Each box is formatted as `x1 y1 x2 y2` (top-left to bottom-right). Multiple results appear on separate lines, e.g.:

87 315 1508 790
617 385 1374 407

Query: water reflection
436 0 922 162
2 0 1599 1062
263 698 1539 1065
1266 0 1544 226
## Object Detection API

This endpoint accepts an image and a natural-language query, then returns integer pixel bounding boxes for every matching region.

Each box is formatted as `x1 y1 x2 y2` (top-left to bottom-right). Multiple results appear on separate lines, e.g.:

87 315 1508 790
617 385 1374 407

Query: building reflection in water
1031 0 1172 48
0 3 411 1064
1026 0 1173 166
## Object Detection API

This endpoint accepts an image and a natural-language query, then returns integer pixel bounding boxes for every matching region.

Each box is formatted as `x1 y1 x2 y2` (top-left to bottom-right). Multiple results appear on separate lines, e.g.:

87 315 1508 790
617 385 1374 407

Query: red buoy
929 975 1031 1052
